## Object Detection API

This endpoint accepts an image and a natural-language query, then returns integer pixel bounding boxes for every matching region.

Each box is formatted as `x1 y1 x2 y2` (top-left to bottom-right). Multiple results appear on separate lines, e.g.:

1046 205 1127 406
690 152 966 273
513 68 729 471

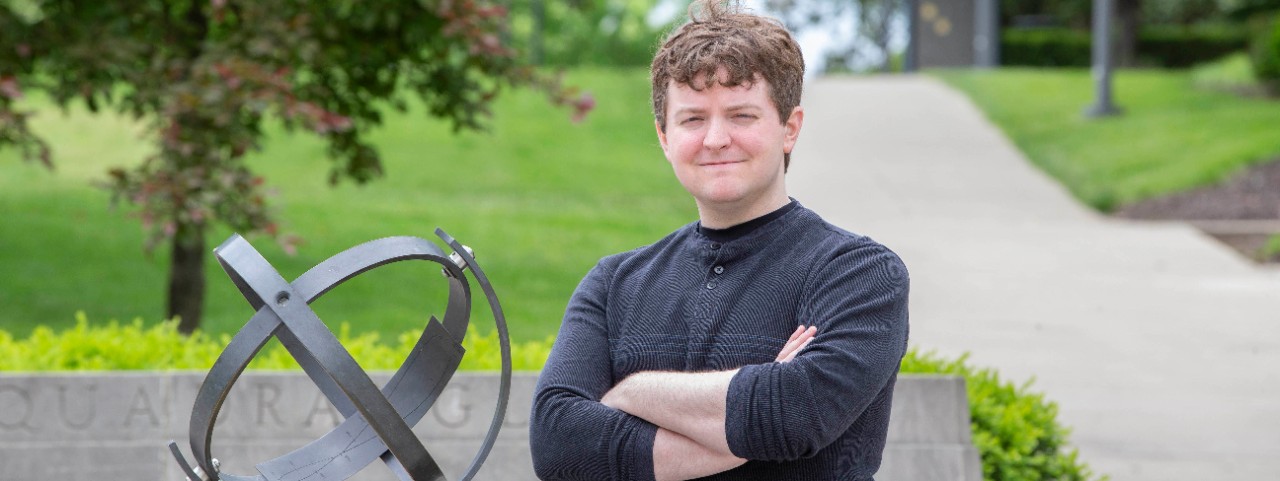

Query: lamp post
975 0 999 68
904 0 919 72
1085 0 1122 117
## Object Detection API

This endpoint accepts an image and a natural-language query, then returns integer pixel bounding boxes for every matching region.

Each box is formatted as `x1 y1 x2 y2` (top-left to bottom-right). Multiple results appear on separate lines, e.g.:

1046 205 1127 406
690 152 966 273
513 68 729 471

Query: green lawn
14 65 1276 341
933 66 1280 211
0 68 694 342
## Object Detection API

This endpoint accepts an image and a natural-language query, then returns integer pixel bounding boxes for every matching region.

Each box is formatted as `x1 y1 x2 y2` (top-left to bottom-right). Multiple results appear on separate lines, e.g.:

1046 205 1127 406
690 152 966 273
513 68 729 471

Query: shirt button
710 243 722 250
713 266 725 274
706 282 717 289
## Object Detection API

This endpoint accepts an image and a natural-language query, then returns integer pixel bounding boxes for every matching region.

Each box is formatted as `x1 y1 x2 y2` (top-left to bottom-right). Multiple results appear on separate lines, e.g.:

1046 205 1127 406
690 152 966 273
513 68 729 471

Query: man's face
656 70 802 213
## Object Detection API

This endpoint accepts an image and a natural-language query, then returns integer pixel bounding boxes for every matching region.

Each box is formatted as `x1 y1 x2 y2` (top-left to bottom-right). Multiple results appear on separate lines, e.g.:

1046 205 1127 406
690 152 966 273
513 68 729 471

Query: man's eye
681 117 703 124
734 114 756 119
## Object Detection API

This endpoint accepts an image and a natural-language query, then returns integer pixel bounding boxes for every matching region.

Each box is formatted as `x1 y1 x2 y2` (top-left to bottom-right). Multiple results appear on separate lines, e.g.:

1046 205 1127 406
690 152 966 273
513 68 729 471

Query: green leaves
0 1 591 245
0 0 593 330
1250 12 1280 91
902 350 1104 481
0 311 554 372
0 312 227 371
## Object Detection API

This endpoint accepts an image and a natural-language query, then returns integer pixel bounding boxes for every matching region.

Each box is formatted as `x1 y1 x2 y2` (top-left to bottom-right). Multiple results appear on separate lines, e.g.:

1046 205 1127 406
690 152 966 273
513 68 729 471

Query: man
529 1 909 480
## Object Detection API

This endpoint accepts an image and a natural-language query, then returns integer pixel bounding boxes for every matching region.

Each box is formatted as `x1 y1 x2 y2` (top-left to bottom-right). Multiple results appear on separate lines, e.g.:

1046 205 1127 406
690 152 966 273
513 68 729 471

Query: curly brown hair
650 0 805 169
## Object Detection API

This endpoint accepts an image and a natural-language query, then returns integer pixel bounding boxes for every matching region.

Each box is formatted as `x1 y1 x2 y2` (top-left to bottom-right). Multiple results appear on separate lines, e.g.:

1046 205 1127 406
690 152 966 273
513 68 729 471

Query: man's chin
693 184 743 201
693 190 754 211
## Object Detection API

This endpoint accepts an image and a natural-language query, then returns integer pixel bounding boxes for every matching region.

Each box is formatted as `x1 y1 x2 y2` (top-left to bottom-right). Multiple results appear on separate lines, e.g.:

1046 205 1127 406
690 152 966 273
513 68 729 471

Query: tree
764 0 905 73
507 0 673 67
854 0 902 72
0 0 590 333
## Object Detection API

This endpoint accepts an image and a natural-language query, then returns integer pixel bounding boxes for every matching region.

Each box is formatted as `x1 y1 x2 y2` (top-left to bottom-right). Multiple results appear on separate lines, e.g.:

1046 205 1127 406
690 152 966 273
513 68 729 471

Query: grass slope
933 67 1280 211
0 68 694 341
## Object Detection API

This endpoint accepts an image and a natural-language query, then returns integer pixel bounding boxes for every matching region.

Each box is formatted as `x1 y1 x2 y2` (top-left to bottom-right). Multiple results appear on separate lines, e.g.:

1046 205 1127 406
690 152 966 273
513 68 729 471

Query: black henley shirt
530 201 910 481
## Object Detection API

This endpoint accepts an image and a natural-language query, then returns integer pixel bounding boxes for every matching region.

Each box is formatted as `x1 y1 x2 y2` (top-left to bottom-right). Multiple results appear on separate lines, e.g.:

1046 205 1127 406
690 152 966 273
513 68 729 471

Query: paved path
790 75 1280 481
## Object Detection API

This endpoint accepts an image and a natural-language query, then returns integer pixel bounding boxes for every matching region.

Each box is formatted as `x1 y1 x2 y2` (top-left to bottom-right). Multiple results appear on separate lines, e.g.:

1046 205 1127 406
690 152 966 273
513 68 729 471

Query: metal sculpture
168 228 512 481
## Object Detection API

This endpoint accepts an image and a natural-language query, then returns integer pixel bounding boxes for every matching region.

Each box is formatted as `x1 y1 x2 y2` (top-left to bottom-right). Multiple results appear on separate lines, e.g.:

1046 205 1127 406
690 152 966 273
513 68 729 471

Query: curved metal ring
435 229 513 481
171 231 512 481
184 236 467 481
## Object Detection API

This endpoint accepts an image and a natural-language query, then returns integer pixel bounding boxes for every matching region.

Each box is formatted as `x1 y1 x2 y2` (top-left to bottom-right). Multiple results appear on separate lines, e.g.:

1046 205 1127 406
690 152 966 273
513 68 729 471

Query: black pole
903 0 918 72
975 0 999 68
1085 0 1121 117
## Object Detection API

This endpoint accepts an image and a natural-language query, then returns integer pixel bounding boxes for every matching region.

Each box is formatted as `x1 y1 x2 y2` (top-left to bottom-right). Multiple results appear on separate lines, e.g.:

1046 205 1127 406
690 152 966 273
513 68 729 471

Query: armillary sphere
168 228 511 481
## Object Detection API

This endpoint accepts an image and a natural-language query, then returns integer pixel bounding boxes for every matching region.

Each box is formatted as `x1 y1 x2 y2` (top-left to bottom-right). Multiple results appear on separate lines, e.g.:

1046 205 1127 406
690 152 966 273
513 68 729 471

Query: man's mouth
701 159 744 167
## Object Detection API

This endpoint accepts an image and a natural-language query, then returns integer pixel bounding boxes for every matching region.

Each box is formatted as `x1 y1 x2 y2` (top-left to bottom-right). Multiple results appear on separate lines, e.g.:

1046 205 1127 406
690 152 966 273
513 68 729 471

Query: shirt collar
689 199 810 264
697 199 799 243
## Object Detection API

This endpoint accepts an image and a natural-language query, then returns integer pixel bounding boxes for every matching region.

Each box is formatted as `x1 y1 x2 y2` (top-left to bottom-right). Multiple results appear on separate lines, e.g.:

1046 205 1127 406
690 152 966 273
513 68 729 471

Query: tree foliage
507 0 672 67
1002 0 1251 67
763 0 905 73
0 0 590 332
1002 0 1244 27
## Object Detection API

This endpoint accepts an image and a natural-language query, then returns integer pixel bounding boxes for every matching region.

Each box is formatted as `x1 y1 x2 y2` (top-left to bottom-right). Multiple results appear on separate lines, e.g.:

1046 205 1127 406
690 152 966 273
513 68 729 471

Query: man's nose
703 118 731 150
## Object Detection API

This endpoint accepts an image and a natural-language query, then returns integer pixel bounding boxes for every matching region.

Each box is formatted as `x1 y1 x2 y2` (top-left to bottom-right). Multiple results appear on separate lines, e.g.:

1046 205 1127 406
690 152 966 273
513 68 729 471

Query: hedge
0 314 1103 481
1002 26 1249 68
0 312 554 371
1138 26 1252 67
1001 28 1093 67
903 351 1100 481
1251 14 1280 91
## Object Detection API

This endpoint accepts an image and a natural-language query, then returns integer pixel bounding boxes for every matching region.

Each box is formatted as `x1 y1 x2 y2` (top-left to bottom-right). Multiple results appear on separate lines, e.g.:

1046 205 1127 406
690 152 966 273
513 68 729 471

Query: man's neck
696 191 791 230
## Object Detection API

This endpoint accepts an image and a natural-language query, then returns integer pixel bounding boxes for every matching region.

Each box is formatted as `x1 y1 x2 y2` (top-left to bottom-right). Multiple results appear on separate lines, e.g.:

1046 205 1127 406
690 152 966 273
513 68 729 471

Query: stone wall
0 372 979 481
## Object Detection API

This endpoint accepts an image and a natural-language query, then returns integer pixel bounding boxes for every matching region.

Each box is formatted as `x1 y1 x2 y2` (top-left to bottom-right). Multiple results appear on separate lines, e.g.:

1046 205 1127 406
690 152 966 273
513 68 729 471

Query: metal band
170 232 510 481
435 229 513 481
179 236 467 481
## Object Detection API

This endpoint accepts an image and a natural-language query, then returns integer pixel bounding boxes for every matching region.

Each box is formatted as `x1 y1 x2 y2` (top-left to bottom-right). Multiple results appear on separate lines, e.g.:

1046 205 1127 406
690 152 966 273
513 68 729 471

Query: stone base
0 372 978 481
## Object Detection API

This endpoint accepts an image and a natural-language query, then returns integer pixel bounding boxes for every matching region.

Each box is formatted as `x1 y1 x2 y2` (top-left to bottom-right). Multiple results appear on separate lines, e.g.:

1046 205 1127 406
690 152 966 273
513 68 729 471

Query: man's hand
776 325 817 363
597 326 818 480
601 324 816 413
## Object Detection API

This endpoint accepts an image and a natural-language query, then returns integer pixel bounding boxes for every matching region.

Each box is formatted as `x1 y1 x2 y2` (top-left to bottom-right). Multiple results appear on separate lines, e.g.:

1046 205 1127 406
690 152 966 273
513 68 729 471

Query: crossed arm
531 248 910 481
600 326 818 481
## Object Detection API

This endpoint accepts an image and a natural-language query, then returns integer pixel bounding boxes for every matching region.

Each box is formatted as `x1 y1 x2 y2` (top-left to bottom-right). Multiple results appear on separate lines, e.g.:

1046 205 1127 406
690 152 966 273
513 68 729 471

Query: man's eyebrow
725 103 764 111
672 107 706 117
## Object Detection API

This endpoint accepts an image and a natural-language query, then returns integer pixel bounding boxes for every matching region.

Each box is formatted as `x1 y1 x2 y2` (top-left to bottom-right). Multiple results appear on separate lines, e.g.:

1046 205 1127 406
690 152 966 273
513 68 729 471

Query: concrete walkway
790 76 1280 481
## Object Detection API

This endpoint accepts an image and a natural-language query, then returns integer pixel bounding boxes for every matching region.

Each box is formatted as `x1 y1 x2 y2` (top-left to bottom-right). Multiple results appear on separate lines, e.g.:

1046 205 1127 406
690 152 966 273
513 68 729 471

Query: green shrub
1001 27 1247 68
1261 234 1280 261
1249 14 1280 91
1226 0 1280 21
0 312 554 371
1 315 1102 481
1138 25 1249 68
1190 52 1267 94
0 312 227 371
1001 29 1092 67
903 350 1103 481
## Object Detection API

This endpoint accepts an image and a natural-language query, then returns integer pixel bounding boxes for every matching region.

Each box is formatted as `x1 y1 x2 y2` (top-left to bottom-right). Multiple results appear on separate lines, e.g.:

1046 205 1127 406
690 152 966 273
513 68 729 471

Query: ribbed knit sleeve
530 259 658 481
724 243 909 461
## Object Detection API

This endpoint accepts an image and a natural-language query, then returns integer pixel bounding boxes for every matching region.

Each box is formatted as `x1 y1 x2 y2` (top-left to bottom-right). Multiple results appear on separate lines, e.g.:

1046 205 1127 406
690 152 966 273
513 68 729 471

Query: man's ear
655 120 670 157
783 106 804 154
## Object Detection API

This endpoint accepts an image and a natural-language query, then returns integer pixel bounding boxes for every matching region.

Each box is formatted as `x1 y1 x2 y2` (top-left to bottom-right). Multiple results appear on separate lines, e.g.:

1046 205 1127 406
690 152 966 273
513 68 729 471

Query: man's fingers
780 336 815 363
775 325 817 362
791 326 815 348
